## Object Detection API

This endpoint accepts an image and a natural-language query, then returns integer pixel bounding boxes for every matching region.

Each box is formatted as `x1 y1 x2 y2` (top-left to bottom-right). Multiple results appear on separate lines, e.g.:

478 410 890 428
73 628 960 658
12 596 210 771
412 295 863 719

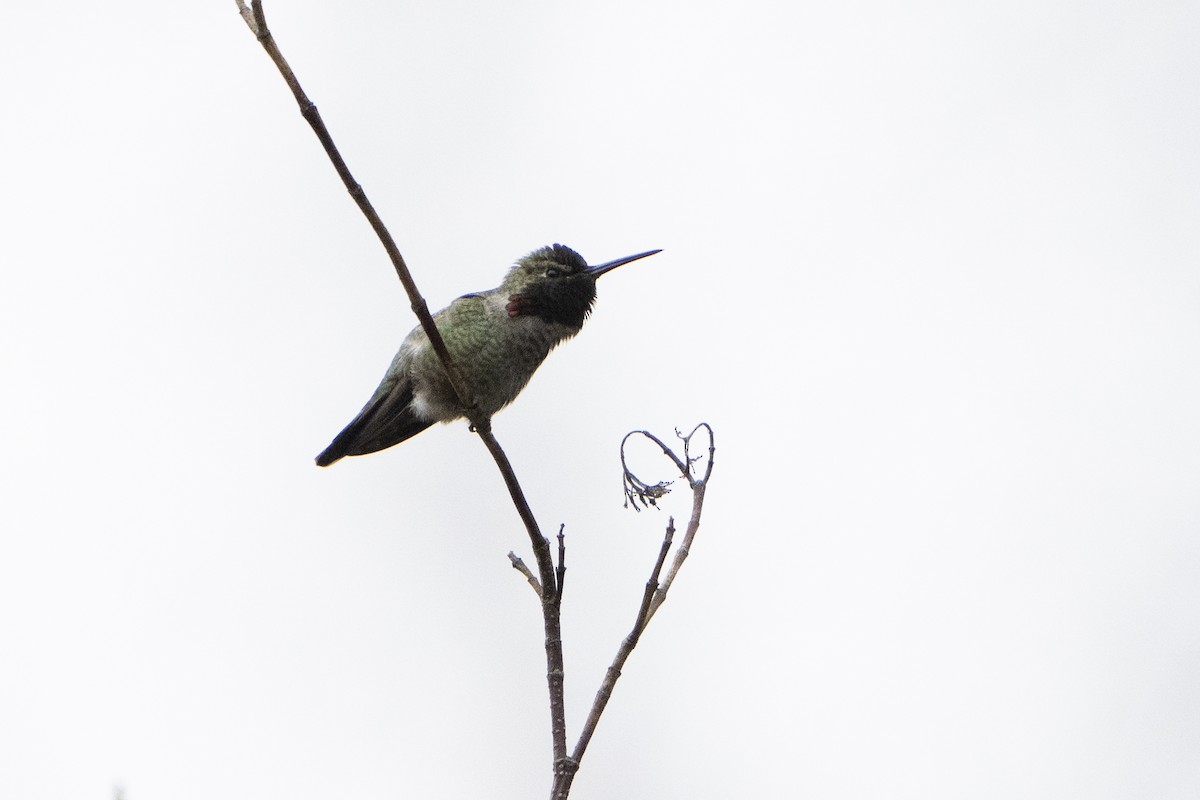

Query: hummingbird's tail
315 379 435 466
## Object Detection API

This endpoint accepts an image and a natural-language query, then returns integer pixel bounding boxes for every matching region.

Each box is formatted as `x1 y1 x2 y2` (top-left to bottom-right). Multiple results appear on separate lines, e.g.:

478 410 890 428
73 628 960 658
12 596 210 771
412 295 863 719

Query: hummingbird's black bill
587 249 662 278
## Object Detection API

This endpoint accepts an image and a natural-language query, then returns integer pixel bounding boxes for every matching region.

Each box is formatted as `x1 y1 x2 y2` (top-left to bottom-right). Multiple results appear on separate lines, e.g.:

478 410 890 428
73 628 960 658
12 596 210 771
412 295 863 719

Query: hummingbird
315 243 660 466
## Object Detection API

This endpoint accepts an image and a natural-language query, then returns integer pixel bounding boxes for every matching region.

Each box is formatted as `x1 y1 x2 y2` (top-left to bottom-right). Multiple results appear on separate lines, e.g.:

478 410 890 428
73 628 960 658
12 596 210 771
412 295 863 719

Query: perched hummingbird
315 243 660 466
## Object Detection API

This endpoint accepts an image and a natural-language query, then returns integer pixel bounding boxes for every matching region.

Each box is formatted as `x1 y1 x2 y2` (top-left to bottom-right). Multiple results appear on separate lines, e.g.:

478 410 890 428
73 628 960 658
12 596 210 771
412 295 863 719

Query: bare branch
472 426 568 768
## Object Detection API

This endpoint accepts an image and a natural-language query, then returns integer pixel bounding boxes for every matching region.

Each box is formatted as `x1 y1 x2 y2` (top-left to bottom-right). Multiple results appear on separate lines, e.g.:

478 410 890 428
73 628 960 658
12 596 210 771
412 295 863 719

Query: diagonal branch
238 0 569 778
235 0 475 417
474 424 569 765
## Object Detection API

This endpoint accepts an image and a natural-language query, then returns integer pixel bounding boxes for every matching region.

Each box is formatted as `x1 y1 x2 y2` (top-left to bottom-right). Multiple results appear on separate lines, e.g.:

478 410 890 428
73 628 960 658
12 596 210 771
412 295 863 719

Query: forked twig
551 424 715 799
563 519 674 785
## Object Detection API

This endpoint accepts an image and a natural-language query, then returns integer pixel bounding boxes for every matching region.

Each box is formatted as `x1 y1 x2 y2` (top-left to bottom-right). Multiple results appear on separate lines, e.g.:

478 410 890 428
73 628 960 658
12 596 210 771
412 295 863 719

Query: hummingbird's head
502 244 661 329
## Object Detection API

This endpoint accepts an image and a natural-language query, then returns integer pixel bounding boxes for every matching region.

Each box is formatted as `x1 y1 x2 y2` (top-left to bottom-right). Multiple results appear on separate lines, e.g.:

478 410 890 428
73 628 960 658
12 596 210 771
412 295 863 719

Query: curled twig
620 432 673 510
620 423 714 510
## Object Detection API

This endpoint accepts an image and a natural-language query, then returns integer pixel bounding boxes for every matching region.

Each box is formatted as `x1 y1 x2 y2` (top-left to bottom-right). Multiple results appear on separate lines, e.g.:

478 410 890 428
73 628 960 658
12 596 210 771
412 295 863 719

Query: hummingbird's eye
545 267 562 278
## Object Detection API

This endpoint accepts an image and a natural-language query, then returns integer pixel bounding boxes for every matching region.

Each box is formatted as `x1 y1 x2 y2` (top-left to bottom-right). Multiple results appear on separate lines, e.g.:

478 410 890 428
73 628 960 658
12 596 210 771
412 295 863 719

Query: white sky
2 1 1198 798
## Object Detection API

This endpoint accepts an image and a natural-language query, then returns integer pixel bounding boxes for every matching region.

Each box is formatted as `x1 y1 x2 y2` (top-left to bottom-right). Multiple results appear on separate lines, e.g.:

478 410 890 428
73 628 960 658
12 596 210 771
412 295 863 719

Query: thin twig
647 480 704 623
556 525 567 600
646 424 714 623
508 552 542 597
621 430 673 511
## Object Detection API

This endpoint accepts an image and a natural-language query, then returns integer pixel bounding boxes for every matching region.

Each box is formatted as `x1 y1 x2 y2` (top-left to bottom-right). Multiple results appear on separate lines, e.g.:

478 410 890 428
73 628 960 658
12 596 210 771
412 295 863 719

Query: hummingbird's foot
467 415 493 435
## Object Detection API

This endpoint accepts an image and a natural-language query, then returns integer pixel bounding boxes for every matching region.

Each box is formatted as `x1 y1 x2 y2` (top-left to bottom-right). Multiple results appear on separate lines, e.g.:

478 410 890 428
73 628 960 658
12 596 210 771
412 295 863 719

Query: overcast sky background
2 2 1198 799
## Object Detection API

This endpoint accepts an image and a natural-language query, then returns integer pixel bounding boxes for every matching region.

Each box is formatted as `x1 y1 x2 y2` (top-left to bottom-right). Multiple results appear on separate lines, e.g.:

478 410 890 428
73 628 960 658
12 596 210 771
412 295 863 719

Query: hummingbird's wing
314 372 434 467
